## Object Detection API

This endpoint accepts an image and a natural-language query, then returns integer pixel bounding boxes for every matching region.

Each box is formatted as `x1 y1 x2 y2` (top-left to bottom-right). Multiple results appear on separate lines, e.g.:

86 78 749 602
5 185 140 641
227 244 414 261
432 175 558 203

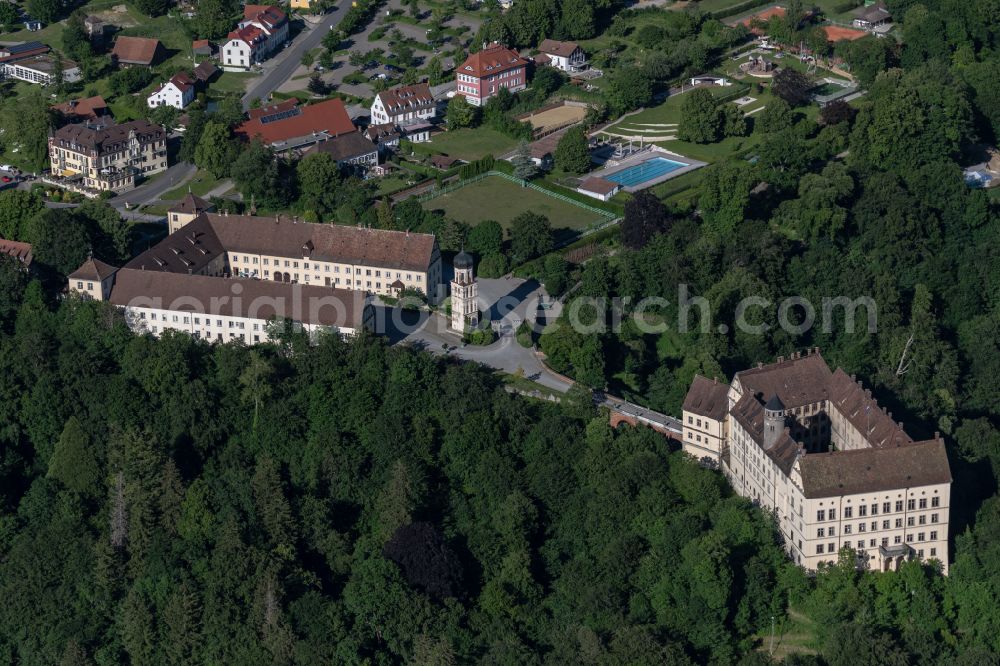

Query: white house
577 176 620 202
221 5 288 71
2 54 81 85
536 39 587 73
147 72 195 109
370 83 436 127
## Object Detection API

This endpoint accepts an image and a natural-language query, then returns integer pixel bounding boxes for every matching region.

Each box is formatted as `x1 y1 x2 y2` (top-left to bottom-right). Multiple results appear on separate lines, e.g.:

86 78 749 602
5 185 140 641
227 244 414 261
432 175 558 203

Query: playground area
517 103 588 134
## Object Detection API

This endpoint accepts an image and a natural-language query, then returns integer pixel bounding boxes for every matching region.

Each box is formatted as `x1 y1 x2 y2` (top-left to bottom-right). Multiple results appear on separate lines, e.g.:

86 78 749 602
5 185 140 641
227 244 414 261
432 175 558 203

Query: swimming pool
605 157 688 187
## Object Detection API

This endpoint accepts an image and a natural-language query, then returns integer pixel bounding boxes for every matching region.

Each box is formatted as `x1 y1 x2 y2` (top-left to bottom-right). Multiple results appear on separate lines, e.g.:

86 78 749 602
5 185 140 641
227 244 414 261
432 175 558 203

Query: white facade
450 255 479 331
2 58 81 85
122 303 371 343
147 79 194 110
222 38 255 70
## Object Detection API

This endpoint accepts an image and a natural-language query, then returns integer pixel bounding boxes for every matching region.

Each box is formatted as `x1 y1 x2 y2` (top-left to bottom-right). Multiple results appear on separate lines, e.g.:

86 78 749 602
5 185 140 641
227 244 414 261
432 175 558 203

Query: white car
0 165 13 172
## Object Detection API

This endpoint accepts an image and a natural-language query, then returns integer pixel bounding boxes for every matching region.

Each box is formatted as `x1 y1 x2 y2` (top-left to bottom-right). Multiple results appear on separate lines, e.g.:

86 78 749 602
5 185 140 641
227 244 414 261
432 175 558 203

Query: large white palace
682 350 951 573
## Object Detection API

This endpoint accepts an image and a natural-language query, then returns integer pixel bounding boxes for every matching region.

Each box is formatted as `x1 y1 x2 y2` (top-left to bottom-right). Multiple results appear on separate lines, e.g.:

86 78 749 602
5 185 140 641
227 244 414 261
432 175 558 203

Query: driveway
109 161 197 211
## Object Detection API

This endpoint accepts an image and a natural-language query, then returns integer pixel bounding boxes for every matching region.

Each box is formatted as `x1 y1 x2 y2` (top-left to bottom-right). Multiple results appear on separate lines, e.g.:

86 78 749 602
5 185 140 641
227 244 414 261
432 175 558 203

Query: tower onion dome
453 251 473 270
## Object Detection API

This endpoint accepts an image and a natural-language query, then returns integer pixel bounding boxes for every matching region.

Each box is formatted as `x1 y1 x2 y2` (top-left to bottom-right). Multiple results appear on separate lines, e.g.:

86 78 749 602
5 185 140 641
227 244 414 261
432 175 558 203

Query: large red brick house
454 43 528 107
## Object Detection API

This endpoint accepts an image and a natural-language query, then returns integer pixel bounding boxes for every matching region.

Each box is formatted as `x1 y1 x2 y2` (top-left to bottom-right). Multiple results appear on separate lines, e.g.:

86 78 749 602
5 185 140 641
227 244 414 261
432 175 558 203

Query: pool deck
590 147 706 193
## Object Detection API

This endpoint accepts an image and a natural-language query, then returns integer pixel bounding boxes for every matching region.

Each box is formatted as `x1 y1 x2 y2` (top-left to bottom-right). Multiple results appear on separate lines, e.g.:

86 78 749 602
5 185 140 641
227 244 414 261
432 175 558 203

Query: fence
418 170 620 221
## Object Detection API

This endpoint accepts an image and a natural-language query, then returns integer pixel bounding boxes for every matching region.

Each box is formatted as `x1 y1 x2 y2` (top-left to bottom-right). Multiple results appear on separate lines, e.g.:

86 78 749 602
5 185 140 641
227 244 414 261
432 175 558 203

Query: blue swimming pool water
605 157 687 187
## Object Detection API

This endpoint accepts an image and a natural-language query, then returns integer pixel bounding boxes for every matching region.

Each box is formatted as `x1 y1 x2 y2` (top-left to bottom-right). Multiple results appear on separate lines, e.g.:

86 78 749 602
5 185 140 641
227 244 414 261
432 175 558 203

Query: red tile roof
51 95 108 120
376 83 434 114
683 375 730 421
111 36 162 65
228 24 266 45
0 239 32 267
69 257 118 281
235 98 355 147
243 4 286 29
458 43 527 79
152 72 194 96
538 39 581 58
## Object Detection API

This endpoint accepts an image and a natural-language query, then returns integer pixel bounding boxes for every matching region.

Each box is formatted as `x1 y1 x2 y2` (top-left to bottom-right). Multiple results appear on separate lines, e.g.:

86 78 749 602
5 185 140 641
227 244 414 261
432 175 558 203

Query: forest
0 262 999 665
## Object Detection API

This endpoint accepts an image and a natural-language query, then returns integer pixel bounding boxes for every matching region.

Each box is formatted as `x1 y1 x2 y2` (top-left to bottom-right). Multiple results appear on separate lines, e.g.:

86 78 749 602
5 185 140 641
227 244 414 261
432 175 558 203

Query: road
109 161 197 212
241 6 351 110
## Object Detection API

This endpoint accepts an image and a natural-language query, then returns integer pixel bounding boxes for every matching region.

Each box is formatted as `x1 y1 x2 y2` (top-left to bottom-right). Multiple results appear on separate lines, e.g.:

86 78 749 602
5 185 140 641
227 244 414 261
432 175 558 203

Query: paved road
242 7 350 110
109 161 197 212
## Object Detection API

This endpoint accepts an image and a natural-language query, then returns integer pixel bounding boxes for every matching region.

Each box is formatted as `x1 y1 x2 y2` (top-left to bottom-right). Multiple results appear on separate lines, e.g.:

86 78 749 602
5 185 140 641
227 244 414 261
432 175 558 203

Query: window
829 527 835 536
905 533 913 543
907 499 916 510
931 513 939 523
829 509 836 520
930 548 937 557
828 542 835 553
896 501 903 512
895 535 902 544
919 515 926 525
918 532 925 542
76 281 83 289
816 544 825 554
907 517 914 527
844 507 853 518
932 496 940 508
871 504 878 515
817 528 825 538
859 505 868 517
883 502 891 513
895 519 902 528
857 540 865 549
817 510 826 521
844 525 852 534
930 531 937 540
859 523 866 532
919 498 927 509
882 520 889 530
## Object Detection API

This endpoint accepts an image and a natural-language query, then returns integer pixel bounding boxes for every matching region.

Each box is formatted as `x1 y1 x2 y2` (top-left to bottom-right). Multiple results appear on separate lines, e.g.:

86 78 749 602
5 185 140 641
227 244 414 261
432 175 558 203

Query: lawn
210 72 258 96
427 128 519 161
422 176 608 235
160 169 226 200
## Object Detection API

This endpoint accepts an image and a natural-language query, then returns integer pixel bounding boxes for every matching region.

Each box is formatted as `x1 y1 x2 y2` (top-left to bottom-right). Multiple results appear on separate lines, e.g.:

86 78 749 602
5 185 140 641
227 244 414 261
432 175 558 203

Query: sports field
422 176 607 233
518 104 588 132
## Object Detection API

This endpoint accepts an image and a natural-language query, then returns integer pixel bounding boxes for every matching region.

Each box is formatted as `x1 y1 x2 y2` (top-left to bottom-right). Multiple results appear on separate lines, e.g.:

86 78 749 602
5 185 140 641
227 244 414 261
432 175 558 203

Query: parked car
1 177 12 183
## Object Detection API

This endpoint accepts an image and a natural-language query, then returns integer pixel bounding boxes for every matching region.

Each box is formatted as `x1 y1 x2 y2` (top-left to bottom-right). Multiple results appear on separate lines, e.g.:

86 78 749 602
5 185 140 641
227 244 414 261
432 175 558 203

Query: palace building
152 212 443 303
682 350 951 574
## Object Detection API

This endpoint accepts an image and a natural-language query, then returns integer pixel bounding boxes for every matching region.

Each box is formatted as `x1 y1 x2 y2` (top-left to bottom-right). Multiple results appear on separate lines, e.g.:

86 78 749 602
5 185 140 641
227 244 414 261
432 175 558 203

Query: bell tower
450 251 479 331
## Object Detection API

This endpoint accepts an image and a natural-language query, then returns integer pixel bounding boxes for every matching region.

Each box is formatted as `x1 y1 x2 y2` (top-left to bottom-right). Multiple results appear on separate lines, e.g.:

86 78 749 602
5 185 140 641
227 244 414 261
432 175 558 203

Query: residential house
48 119 167 194
455 42 527 107
306 131 379 175
234 98 356 152
536 39 586 73
147 72 196 109
52 95 110 122
365 123 402 153
370 83 436 142
577 176 619 201
221 5 288 71
111 36 162 67
682 350 952 574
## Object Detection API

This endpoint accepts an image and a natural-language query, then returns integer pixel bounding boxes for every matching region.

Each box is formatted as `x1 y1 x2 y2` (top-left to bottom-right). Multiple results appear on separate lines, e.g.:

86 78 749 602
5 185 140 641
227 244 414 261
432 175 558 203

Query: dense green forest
0 263 999 665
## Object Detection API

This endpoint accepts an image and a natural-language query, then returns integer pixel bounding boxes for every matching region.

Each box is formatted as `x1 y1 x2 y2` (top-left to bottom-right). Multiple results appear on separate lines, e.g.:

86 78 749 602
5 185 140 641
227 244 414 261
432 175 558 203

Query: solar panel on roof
260 107 301 124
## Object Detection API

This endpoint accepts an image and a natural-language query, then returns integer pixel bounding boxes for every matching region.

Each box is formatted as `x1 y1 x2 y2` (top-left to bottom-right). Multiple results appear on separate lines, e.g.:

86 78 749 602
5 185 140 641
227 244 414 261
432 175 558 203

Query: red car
0 177 12 183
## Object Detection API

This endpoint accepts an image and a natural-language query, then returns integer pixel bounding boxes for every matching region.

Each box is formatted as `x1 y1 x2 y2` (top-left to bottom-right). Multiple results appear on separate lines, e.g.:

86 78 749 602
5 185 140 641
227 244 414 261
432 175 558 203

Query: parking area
278 0 483 107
